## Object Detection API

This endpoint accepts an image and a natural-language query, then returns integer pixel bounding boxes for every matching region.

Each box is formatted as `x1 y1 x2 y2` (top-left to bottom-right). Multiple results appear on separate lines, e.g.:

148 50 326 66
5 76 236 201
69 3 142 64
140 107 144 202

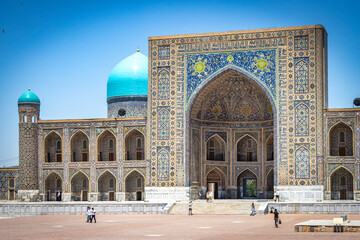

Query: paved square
0 214 358 239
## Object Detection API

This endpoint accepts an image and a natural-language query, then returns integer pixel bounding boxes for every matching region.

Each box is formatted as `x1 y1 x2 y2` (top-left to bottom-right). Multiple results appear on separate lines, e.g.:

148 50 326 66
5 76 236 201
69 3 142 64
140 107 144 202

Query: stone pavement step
169 201 262 215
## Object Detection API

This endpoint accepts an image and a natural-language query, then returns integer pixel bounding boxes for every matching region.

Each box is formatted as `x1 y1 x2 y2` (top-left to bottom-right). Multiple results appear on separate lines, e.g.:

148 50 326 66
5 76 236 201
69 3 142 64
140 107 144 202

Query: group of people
86 206 96 223
205 190 214 202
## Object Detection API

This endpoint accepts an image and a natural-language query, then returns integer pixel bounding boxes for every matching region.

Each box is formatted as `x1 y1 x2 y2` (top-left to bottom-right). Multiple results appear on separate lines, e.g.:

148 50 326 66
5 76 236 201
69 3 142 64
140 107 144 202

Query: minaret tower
17 89 40 201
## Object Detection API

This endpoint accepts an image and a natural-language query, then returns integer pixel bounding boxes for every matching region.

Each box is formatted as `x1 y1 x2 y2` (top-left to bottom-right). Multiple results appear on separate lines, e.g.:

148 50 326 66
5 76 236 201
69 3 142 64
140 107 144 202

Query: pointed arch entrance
44 172 62 201
71 171 89 201
187 68 276 199
330 167 354 200
125 171 145 201
206 168 226 199
98 171 116 201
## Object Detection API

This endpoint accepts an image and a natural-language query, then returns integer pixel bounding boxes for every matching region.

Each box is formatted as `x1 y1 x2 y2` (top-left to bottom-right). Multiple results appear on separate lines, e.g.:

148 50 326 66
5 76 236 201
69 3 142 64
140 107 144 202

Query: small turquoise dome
18 89 40 104
107 50 148 99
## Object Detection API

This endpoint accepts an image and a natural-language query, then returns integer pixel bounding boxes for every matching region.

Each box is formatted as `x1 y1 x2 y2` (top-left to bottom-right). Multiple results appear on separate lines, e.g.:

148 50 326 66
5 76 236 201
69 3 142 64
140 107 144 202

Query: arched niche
329 122 353 156
98 171 116 201
125 171 144 201
330 167 353 200
237 135 257 162
206 135 225 161
266 169 274 199
97 130 116 161
44 132 62 162
237 169 257 199
206 168 226 199
71 171 89 201
266 135 274 161
70 131 89 162
125 129 145 160
45 172 62 201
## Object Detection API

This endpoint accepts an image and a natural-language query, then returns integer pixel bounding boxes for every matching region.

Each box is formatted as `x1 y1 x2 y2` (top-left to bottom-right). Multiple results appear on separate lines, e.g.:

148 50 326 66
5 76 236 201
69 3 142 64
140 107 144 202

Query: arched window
109 139 114 150
137 177 142 188
24 115 27 122
329 122 353 156
137 138 142 148
56 178 61 188
82 140 87 149
109 178 114 188
339 132 345 143
207 136 225 161
341 176 346 186
83 179 87 188
56 140 61 151
237 136 257 162
9 179 15 189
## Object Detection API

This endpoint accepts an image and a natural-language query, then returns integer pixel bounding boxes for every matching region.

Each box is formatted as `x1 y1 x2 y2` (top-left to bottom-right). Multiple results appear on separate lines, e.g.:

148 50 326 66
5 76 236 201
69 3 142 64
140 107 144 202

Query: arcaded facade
1 25 360 202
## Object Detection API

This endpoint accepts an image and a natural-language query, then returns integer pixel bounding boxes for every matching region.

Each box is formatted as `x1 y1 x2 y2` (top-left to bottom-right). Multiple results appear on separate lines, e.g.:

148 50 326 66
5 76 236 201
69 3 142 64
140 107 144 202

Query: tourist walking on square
209 190 214 202
91 207 96 223
250 202 256 216
188 200 193 215
273 209 279 228
86 206 91 223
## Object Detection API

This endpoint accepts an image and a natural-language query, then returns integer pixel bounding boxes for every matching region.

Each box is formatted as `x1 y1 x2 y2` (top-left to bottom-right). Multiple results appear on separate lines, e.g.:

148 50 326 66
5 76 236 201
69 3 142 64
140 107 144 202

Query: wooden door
136 191 142 201
46 190 50 201
109 152 114 161
9 190 15 200
82 153 88 162
109 191 115 201
339 147 346 156
82 190 88 201
340 189 347 200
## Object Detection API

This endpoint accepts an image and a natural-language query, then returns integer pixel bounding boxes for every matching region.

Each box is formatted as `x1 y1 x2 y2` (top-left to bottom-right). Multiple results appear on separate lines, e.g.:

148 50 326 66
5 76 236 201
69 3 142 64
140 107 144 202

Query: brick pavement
0 214 358 239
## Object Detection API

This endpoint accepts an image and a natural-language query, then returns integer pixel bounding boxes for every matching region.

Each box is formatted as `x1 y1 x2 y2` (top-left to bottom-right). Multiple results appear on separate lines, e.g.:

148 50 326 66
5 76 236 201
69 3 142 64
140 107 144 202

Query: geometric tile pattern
157 147 170 181
294 36 309 51
295 104 309 136
295 146 310 179
186 49 277 102
157 69 170 100
158 45 170 60
0 169 18 200
294 59 309 94
157 107 170 140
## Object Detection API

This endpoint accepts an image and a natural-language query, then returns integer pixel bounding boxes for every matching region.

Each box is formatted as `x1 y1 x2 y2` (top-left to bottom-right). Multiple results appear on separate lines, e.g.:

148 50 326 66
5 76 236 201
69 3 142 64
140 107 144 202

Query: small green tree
246 180 257 197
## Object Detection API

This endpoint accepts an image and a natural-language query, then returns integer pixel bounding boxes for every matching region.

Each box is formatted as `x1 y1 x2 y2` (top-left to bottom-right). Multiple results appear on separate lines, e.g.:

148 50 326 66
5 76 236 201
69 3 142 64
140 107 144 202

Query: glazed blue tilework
157 147 170 181
295 146 310 179
186 49 277 103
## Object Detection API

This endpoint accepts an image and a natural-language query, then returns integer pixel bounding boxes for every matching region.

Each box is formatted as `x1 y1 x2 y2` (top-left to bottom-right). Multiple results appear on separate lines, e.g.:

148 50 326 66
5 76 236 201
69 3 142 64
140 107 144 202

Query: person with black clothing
274 209 279 228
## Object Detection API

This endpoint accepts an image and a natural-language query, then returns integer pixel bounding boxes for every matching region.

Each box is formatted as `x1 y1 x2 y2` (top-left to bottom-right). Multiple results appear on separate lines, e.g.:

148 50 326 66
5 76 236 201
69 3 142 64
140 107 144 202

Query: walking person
209 190 213 202
86 206 91 223
91 207 96 223
188 200 193 216
274 209 279 228
250 202 256 216
206 191 210 202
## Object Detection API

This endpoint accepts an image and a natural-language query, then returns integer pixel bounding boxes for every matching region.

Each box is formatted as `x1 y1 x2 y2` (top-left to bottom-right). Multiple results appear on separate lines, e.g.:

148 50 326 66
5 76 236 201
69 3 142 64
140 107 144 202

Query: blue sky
0 0 359 166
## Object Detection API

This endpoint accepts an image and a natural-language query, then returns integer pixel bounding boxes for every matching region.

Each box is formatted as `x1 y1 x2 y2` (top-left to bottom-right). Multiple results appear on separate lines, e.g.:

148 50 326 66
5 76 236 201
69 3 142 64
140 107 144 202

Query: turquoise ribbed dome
107 51 148 98
18 89 40 104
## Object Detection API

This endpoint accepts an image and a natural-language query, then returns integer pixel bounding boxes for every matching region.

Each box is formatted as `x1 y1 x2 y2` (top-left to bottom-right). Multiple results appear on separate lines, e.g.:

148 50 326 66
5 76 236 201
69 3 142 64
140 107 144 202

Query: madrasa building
1 25 359 203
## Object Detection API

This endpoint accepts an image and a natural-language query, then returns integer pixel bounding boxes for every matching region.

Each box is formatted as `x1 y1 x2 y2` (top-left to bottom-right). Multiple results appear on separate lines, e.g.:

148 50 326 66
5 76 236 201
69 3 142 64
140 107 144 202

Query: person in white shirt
86 206 91 223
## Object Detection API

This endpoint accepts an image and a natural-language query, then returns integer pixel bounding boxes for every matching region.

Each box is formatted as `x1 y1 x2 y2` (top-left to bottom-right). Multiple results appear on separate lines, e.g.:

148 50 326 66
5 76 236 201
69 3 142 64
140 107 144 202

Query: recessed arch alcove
186 67 276 199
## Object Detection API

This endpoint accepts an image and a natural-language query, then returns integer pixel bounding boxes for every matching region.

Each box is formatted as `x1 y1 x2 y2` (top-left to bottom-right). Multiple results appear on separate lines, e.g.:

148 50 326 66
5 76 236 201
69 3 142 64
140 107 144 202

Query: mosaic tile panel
186 49 277 103
157 69 170 100
295 146 310 179
295 104 309 136
157 107 170 140
294 58 309 94
158 45 170 60
157 147 170 181
294 36 309 51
